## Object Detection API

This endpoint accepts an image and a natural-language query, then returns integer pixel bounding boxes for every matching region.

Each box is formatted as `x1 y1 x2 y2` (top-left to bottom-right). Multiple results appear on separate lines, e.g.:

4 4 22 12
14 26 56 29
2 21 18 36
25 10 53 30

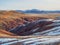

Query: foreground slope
0 36 60 45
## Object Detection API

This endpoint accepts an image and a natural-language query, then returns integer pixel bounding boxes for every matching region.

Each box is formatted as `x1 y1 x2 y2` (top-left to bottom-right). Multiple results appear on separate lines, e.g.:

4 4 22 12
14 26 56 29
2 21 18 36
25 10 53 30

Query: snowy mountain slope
33 20 60 36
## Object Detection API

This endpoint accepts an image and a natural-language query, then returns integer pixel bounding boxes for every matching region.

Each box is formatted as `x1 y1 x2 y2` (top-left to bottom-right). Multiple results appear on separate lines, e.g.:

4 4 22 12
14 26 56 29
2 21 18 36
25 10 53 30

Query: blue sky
0 0 60 10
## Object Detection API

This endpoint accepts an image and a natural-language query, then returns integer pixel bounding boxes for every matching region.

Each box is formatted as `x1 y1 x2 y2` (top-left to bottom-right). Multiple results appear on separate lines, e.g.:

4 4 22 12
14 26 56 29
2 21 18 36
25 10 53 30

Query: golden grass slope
0 11 60 30
0 29 17 36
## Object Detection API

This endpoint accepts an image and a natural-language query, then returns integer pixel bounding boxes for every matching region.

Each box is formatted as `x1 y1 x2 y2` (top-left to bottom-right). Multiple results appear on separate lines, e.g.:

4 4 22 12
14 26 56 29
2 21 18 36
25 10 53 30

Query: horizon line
0 9 60 11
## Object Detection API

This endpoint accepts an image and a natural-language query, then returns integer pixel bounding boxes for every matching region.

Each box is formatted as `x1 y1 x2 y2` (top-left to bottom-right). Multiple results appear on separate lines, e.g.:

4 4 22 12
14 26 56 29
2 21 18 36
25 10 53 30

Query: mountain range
16 9 60 14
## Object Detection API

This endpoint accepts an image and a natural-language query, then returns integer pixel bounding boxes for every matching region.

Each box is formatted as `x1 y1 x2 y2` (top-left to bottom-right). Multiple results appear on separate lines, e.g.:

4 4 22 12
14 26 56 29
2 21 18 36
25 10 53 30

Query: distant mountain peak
16 9 60 14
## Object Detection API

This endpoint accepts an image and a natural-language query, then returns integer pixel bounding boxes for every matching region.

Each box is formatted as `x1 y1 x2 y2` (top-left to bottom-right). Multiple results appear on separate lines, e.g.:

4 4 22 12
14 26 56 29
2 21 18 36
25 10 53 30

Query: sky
0 0 60 10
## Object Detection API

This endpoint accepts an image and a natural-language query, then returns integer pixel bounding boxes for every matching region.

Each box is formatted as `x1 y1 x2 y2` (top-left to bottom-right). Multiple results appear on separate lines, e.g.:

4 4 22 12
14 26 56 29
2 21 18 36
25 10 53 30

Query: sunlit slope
0 29 16 36
0 11 46 30
0 11 60 30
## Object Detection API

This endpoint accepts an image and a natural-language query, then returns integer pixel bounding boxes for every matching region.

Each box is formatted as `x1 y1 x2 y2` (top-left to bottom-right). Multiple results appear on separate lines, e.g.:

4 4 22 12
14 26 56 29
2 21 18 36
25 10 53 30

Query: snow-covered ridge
0 37 60 45
33 19 60 36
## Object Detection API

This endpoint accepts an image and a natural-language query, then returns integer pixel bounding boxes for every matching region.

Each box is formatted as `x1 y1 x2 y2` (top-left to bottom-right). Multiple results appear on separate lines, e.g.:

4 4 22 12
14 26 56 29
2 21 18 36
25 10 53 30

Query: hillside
0 11 60 45
0 11 48 36
0 11 47 30
0 11 60 36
